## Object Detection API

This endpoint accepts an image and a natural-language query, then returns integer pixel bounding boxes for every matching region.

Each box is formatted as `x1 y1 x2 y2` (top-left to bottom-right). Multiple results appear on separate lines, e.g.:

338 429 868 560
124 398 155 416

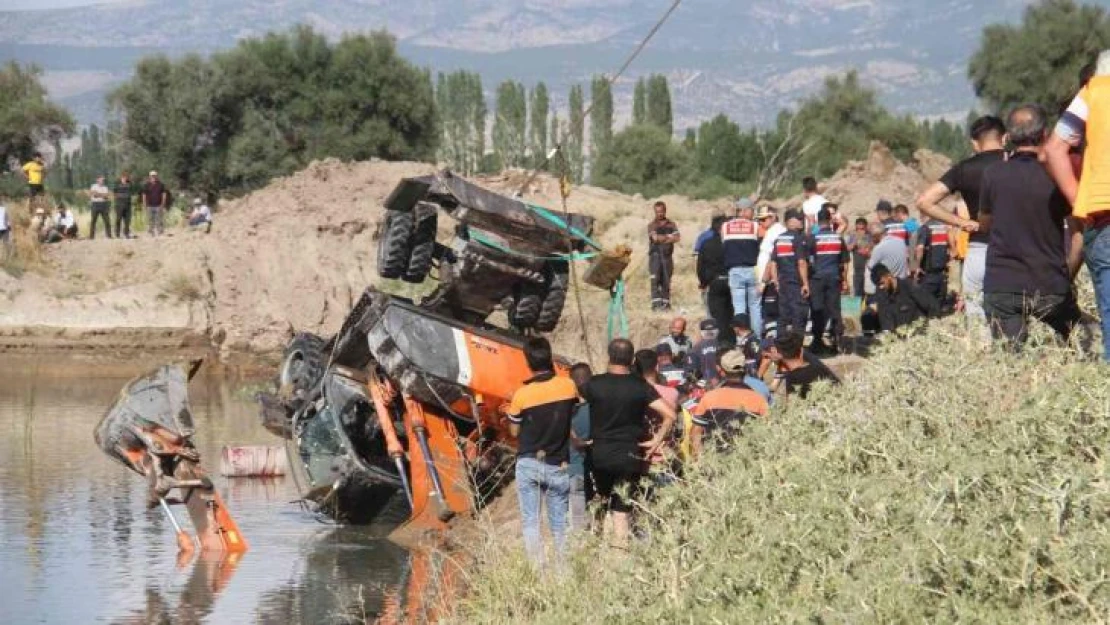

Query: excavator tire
534 261 570 333
377 210 414 280
279 332 328 397
403 205 438 284
508 289 543 329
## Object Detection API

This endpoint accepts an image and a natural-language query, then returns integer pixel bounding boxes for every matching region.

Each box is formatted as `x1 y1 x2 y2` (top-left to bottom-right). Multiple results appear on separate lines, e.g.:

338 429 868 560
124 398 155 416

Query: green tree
0 62 74 167
592 124 691 198
969 0 1110 114
529 82 549 168
493 80 527 169
590 76 614 163
683 128 697 152
792 70 887 177
567 84 585 183
633 78 647 126
437 70 486 175
695 114 761 183
646 74 673 137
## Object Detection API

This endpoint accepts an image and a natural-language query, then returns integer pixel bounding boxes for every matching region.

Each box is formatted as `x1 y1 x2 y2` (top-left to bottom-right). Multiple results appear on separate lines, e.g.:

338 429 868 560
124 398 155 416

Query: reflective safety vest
882 218 909 243
810 227 846 278
1076 76 1110 220
920 221 950 272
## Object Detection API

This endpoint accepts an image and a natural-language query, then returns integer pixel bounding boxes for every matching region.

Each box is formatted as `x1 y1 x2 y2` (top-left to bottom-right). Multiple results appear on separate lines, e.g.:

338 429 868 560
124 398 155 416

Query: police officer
764 209 810 335
721 201 763 336
808 204 850 354
914 217 952 303
876 200 908 244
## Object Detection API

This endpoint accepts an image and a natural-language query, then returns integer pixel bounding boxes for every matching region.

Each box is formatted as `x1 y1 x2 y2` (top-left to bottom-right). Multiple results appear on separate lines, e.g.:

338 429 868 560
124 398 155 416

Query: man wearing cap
721 200 763 336
807 204 850 354
688 319 722 385
728 313 762 377
89 175 113 239
764 209 811 334
141 170 168 237
801 177 828 231
756 206 785 293
689 348 769 457
113 171 135 239
648 201 680 311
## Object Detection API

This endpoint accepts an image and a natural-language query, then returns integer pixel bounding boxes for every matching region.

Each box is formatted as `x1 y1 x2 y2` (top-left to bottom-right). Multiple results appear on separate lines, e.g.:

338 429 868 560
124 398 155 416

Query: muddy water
0 355 411 624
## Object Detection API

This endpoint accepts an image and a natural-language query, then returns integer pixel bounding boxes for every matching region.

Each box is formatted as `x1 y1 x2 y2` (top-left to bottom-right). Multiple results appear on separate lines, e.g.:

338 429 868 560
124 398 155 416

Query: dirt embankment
0 147 950 364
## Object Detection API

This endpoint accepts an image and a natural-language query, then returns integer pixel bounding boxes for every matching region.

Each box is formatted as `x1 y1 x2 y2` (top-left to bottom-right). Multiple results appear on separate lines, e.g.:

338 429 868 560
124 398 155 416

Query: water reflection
0 355 413 624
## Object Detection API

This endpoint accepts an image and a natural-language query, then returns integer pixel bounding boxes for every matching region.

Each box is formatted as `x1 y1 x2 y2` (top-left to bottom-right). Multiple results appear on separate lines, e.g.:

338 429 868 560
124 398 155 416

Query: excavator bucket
94 363 247 554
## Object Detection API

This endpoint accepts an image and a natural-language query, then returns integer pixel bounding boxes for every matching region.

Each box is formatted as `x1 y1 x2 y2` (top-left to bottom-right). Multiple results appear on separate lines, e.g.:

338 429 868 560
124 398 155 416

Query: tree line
2 0 1108 203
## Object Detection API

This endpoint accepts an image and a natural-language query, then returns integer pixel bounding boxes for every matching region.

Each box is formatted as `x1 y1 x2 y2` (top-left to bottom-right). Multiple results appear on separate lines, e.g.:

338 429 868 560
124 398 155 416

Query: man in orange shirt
689 349 769 458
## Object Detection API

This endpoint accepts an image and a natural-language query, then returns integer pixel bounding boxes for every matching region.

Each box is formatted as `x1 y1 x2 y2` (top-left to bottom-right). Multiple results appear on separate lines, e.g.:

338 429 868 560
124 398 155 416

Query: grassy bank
454 321 1110 623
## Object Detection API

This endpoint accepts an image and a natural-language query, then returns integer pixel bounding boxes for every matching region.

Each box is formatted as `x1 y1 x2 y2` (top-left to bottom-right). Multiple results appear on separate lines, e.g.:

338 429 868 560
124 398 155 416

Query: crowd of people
510 52 1110 568
6 158 214 244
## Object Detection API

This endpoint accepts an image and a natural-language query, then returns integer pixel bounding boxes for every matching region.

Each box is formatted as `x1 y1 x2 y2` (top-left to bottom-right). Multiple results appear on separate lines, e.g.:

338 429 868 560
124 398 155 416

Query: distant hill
0 0 1034 127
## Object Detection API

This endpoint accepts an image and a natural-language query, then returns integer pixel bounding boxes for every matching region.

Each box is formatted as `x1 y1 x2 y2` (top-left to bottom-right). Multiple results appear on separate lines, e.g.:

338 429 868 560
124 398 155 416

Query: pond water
0 355 413 624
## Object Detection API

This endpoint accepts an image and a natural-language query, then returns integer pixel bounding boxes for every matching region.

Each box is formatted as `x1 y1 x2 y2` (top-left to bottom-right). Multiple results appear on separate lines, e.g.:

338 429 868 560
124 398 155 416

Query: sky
5 0 108 9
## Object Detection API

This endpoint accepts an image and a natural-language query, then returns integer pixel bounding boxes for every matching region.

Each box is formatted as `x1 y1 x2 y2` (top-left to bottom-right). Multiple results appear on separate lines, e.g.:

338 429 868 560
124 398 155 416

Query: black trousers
649 251 674 307
920 271 947 303
778 279 808 334
810 275 842 340
984 291 1082 348
115 203 131 238
90 203 112 239
706 276 735 343
853 266 866 298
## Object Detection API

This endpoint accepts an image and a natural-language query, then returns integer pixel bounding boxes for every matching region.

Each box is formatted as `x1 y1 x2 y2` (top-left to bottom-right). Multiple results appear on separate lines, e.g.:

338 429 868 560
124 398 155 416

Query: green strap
469 230 598 262
525 203 604 251
607 278 629 342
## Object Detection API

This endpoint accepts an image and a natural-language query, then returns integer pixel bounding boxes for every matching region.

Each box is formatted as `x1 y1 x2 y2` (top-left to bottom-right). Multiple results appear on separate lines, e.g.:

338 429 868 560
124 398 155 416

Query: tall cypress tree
590 75 614 162
646 74 673 137
493 80 527 169
568 84 585 183
529 82 549 168
632 77 647 126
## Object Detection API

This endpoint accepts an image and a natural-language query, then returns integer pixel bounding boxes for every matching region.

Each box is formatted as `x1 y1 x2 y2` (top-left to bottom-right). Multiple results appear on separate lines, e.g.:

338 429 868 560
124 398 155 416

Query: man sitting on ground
768 331 840 400
654 343 689 391
506 337 577 567
188 198 213 232
690 349 769 458
729 313 761 377
53 204 78 240
688 319 722 386
658 317 692 366
872 263 941 335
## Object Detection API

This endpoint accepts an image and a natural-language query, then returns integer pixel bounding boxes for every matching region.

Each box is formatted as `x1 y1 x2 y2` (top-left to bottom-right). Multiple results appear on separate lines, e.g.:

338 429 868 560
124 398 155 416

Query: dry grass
454 318 1110 623
161 273 204 303
1 199 45 276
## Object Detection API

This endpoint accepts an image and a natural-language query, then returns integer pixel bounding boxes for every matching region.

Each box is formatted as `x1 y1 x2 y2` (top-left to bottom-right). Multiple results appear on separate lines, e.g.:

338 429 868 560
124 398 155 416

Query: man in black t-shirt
648 201 681 311
584 338 676 545
916 115 1006 329
769 331 840 401
980 105 1082 349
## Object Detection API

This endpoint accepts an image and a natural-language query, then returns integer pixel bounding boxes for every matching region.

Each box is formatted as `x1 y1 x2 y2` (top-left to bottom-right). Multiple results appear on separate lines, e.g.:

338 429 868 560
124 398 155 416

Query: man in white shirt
801 176 828 231
188 198 213 232
756 206 786 292
0 202 10 257
54 204 78 239
89 175 113 239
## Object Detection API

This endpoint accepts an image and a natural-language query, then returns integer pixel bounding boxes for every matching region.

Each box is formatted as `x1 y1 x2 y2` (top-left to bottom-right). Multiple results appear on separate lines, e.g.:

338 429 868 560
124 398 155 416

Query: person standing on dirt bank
141 171 168 237
113 171 135 239
21 152 46 199
765 209 810 334
1047 50 1110 362
648 201 680 311
981 104 1083 350
88 175 112 239
506 337 577 567
915 115 1007 330
585 338 675 546
722 201 763 336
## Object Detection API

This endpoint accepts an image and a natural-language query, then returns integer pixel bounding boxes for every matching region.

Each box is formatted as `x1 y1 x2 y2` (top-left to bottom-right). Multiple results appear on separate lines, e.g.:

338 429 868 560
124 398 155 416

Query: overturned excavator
257 172 609 532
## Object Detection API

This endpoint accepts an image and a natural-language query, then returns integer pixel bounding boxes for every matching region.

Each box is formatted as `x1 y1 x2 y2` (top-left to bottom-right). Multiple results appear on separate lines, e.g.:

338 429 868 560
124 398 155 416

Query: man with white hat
141 170 168 237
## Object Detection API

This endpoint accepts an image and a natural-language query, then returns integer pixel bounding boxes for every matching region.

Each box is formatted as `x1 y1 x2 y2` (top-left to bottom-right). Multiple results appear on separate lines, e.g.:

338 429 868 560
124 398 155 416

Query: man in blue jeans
507 337 578 567
721 202 763 335
1047 51 1110 361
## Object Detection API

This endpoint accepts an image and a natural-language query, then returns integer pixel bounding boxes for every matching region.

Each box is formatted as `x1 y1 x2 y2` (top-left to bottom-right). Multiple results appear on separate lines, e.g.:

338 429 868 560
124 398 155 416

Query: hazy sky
6 0 107 10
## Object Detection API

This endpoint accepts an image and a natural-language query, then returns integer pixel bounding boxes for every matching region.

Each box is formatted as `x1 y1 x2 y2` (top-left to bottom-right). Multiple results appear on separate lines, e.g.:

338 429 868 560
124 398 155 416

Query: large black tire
508 288 543 329
279 332 328 397
534 261 570 333
377 210 414 280
403 205 438 284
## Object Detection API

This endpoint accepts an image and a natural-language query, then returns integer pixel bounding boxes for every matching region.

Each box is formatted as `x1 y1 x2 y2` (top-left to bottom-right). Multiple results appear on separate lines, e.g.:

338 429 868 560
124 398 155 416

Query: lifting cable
512 0 683 363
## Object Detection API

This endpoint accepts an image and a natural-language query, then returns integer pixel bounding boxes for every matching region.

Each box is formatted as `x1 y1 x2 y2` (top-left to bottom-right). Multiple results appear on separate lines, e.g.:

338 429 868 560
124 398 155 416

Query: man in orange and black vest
807 204 849 354
913 217 954 303
506 337 578 567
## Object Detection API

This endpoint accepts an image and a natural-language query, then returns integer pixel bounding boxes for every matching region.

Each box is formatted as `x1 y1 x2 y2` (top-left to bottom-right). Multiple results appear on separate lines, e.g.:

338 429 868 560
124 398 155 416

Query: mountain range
0 0 1034 129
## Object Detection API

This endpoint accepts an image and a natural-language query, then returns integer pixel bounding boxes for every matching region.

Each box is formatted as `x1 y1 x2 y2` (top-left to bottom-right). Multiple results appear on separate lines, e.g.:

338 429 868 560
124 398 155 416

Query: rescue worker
808 204 850 354
696 215 734 332
764 209 810 335
689 349 769 458
721 202 763 336
654 343 689 391
648 201 680 311
876 200 908 244
914 217 953 303
688 319 722 385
